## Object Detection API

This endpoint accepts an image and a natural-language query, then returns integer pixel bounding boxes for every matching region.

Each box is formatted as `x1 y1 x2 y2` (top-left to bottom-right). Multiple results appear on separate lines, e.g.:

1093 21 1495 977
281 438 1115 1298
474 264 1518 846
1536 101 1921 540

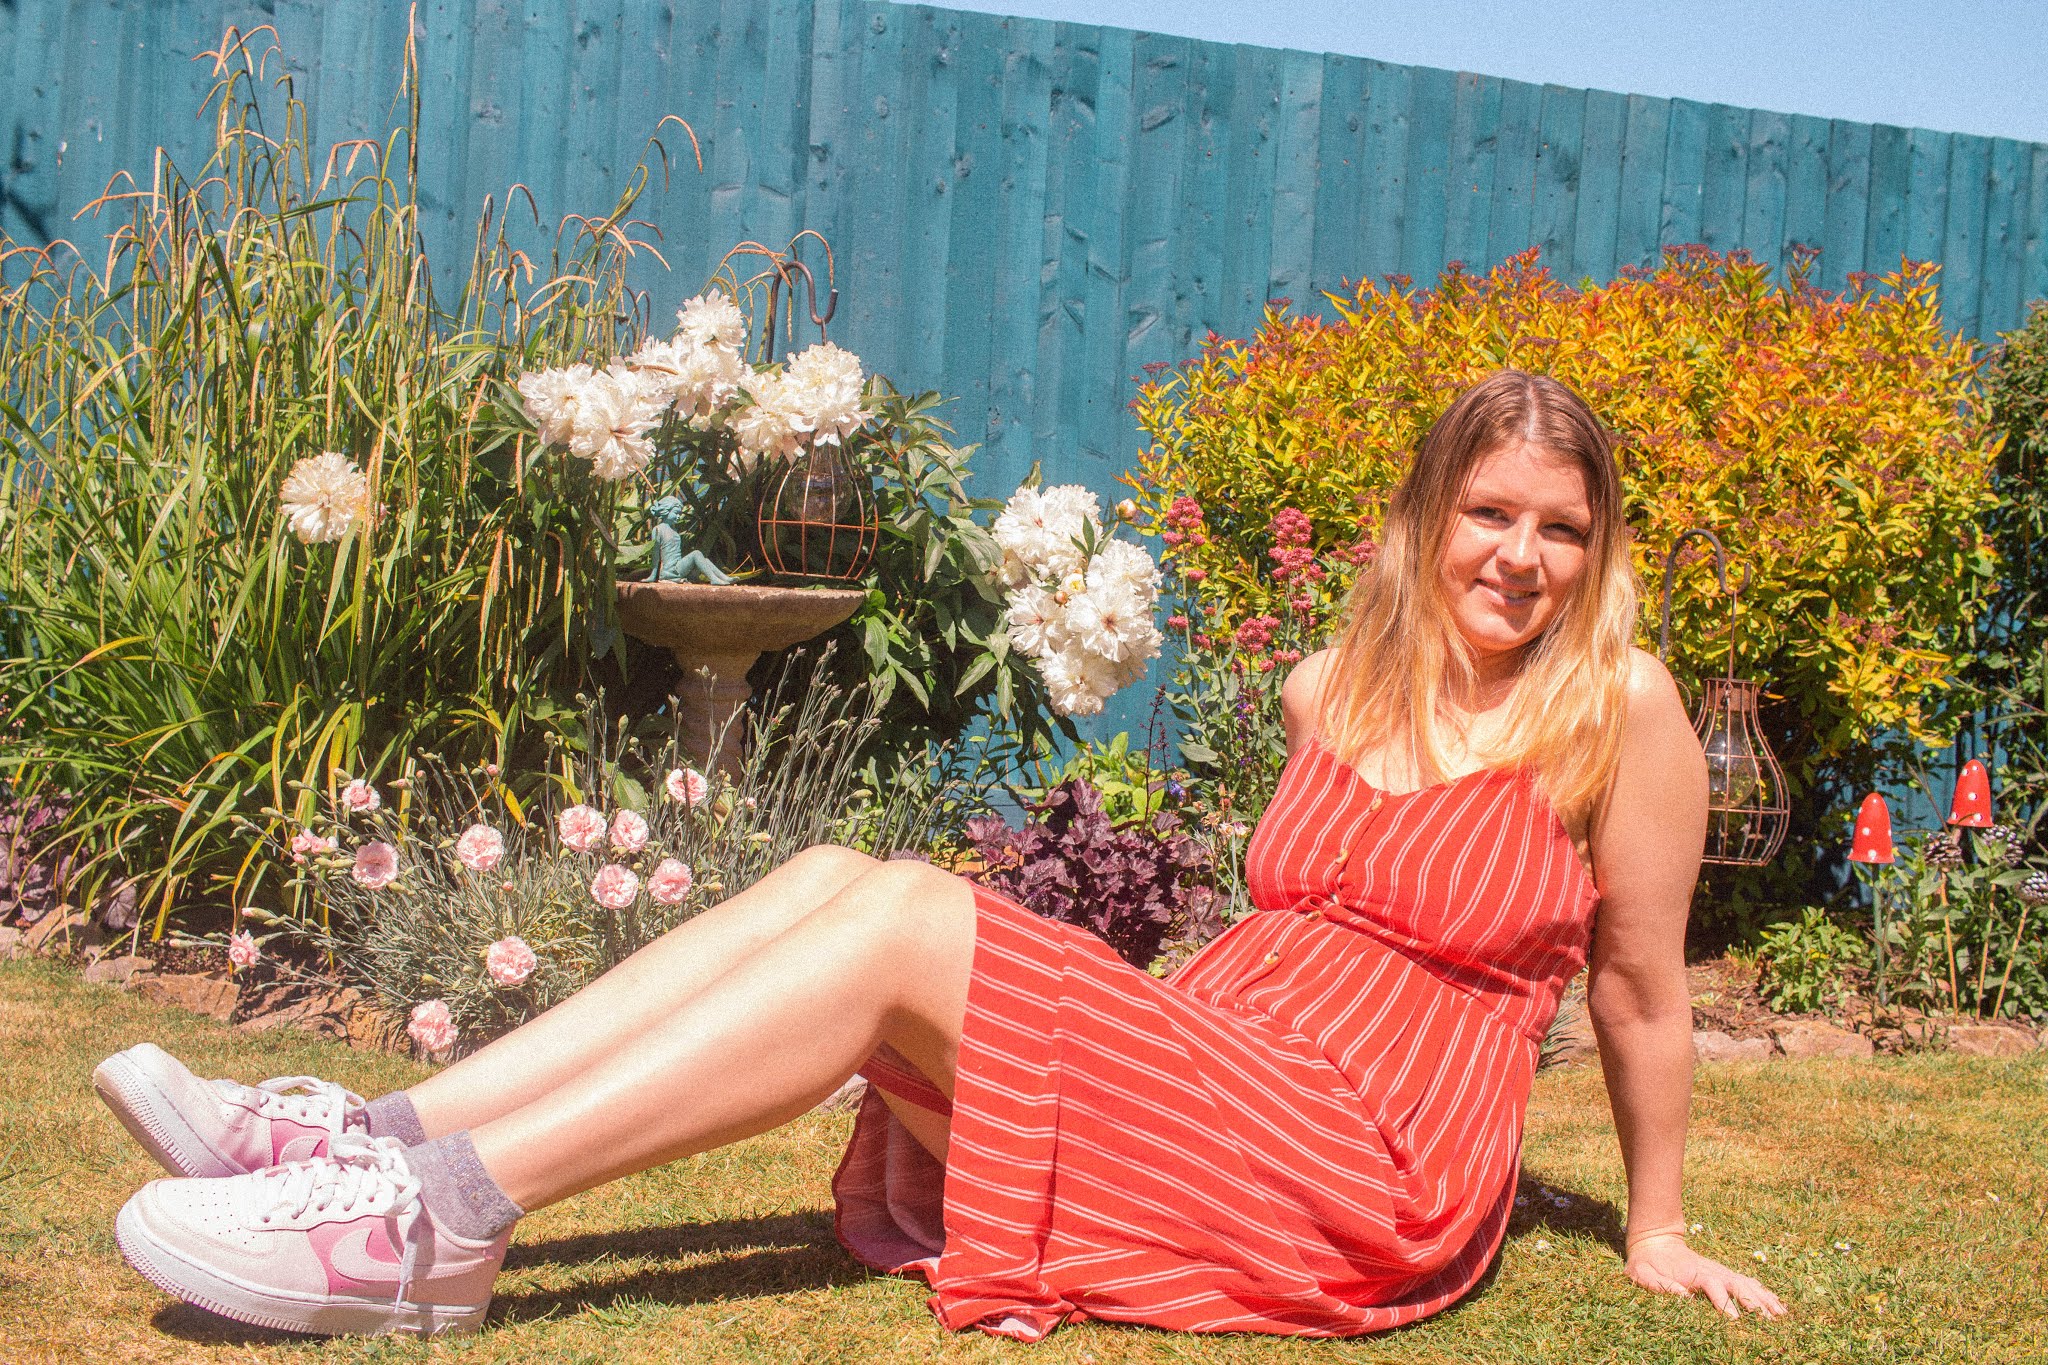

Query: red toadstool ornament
1947 760 1993 828
1848 793 1895 864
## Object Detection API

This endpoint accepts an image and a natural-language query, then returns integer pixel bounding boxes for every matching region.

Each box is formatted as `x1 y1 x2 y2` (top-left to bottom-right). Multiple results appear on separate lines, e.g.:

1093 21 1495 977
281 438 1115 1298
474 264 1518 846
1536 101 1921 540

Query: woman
96 370 1786 1339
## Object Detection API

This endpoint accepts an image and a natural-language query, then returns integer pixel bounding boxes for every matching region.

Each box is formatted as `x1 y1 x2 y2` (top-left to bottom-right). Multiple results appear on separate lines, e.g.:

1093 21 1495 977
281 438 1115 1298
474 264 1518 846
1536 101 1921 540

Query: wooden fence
6 0 2046 495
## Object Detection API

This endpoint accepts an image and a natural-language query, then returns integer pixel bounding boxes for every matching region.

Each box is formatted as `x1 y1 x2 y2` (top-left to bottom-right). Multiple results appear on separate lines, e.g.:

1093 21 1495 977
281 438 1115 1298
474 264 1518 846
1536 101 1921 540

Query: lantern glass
1693 677 1788 866
755 443 876 581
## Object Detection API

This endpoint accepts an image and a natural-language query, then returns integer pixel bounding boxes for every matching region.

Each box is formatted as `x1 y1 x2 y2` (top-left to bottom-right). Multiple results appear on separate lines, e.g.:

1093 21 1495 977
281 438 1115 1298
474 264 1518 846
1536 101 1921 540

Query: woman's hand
1625 1232 1788 1319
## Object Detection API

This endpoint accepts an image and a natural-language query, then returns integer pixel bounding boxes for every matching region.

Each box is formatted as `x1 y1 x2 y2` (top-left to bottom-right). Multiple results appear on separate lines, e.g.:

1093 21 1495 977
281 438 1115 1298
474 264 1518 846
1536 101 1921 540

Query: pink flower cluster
455 823 505 872
486 935 537 986
338 779 381 814
408 999 458 1054
352 842 399 889
1160 495 1210 549
590 863 640 910
227 931 259 970
610 809 649 853
664 767 710 806
1266 507 1326 587
289 830 337 864
648 857 694 905
556 804 607 852
1233 614 1281 652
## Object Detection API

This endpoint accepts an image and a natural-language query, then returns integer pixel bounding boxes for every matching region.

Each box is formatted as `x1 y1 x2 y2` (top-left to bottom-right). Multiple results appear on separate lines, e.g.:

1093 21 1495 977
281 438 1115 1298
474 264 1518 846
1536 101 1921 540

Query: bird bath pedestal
616 581 865 776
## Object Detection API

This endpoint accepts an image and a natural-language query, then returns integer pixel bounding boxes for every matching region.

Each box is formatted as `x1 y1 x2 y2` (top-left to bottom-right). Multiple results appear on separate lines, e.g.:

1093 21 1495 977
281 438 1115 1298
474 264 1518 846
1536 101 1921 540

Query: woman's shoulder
1282 648 1340 704
1280 649 1341 752
1621 647 1687 719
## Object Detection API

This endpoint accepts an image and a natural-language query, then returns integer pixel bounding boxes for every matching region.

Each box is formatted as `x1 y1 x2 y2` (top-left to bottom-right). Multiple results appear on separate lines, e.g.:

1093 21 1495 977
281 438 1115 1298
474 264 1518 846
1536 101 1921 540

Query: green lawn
1 956 2041 1363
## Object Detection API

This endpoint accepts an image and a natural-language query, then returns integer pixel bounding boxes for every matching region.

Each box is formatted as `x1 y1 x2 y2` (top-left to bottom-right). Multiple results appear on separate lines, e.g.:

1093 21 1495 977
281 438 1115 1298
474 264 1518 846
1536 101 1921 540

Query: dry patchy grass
1 957 2042 1363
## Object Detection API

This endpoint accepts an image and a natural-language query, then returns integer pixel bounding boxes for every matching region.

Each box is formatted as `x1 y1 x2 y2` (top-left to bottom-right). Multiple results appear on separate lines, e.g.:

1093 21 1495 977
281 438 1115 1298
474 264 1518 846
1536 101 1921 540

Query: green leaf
954 652 996 697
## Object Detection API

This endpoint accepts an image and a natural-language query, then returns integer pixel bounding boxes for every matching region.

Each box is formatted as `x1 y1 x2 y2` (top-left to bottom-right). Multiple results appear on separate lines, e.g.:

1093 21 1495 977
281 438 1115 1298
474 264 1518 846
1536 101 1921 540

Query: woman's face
1436 441 1594 678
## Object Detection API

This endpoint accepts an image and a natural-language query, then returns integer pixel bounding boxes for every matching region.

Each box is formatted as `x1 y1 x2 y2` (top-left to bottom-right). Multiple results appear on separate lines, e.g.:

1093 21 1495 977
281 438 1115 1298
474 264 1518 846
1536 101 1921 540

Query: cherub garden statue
646 494 735 585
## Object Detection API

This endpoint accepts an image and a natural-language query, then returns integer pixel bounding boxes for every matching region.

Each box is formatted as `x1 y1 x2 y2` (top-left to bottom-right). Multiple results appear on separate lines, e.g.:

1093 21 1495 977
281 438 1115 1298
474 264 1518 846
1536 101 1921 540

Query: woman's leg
404 844 882 1137
468 858 974 1210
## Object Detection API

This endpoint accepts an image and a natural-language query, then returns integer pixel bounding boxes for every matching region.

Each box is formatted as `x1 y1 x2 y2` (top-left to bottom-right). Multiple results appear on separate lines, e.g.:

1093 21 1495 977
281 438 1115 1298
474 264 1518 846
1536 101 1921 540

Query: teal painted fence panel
7 0 2048 527
9 0 2048 742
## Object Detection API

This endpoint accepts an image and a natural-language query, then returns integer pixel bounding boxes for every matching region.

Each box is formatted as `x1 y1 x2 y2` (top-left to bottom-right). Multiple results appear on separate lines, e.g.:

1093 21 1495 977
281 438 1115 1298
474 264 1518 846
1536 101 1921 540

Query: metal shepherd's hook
1656 526 1753 682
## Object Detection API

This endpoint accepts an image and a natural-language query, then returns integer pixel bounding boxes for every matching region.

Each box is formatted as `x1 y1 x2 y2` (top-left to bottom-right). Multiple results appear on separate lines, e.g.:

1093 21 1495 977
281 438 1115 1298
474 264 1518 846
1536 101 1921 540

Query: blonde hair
1317 370 1639 825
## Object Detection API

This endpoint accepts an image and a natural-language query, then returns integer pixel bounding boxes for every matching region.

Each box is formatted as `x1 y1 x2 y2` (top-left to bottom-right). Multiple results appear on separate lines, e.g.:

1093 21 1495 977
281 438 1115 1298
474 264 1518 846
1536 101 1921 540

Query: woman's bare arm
1280 649 1336 756
1584 649 1786 1319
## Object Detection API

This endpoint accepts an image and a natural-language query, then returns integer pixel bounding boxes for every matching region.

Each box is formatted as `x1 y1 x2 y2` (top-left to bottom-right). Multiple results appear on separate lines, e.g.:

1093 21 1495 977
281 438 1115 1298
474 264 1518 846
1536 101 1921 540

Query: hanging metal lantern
1656 528 1789 866
755 441 877 580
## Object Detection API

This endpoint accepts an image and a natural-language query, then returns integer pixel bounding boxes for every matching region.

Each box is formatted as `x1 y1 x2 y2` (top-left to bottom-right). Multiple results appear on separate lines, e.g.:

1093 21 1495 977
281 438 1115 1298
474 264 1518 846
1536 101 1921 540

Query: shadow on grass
1502 1171 1625 1256
147 1211 868 1344
145 1183 1624 1345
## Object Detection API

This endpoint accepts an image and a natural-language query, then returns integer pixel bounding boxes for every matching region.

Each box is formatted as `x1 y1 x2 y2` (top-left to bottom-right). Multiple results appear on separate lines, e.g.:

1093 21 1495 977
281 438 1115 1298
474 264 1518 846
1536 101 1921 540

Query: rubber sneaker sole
93 1045 237 1179
114 1199 488 1337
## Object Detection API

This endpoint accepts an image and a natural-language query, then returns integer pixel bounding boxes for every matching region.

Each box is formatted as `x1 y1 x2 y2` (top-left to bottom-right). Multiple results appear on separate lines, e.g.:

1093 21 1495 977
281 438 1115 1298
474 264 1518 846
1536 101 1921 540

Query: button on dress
833 734 1599 1340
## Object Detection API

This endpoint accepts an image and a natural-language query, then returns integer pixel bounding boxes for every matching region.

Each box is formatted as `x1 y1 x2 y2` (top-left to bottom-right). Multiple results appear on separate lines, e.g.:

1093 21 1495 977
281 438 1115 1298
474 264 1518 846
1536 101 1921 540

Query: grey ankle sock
404 1131 524 1241
357 1091 428 1147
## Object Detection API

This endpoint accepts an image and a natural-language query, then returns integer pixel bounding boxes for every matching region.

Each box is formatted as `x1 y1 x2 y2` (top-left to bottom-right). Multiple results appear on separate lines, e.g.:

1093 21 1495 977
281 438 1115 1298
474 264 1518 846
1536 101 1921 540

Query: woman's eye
1469 506 1508 523
1546 523 1588 543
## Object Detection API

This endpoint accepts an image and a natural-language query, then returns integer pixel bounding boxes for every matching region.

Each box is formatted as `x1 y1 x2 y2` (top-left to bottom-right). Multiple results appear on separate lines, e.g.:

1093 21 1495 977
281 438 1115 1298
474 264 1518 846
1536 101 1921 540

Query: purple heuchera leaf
963 778 1216 968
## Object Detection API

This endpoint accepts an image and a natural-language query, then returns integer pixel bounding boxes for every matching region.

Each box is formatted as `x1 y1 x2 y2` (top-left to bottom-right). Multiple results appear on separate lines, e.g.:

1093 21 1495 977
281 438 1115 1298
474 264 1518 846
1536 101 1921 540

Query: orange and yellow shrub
1126 247 1999 777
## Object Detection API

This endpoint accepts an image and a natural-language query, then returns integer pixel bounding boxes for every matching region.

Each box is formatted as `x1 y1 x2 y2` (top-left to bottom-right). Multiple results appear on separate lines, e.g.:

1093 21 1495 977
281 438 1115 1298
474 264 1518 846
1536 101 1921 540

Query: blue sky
928 0 2048 144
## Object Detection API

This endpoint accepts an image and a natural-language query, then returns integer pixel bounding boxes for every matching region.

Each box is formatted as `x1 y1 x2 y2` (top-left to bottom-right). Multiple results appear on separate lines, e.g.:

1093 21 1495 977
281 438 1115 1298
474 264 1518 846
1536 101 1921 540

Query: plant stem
1992 902 2031 1020
1939 879 1959 1012
1975 886 2000 1005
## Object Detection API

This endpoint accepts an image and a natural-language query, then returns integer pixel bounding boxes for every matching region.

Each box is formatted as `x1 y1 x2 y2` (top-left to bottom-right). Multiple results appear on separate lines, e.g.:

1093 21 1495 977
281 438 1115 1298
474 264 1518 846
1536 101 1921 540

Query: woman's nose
1496 519 1539 571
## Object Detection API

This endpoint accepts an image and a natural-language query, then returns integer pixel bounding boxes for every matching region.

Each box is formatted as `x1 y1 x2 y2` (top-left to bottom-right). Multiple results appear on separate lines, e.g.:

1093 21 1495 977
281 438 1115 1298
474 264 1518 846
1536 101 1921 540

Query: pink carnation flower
289 830 337 864
227 931 259 970
485 935 537 986
339 779 381 813
610 808 650 853
647 857 694 905
455 823 505 872
556 804 607 853
408 999 458 1054
590 863 640 909
352 841 399 889
664 767 710 806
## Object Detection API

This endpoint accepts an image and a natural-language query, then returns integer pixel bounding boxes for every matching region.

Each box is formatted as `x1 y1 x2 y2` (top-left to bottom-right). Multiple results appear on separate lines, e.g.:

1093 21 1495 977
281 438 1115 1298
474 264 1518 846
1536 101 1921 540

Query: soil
1683 952 2038 1055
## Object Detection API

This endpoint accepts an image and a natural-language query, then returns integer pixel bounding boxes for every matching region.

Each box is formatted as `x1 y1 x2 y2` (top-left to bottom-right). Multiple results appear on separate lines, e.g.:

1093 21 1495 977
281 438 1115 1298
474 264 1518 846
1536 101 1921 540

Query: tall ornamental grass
0 26 682 934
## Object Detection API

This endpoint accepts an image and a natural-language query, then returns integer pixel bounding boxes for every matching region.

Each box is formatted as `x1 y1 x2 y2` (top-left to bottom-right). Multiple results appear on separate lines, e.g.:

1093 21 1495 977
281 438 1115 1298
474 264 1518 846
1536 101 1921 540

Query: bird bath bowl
616 581 866 775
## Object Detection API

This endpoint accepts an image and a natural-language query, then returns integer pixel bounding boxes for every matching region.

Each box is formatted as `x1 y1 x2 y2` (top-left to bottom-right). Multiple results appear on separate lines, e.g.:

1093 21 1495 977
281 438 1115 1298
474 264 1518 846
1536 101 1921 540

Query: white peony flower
1038 645 1110 717
1062 584 1152 663
731 367 804 464
781 342 872 446
992 482 1159 716
731 342 872 465
1004 586 1069 658
677 291 748 350
1086 538 1162 598
515 363 595 446
629 335 747 423
279 452 371 544
1105 640 1155 691
993 485 1097 583
567 365 668 481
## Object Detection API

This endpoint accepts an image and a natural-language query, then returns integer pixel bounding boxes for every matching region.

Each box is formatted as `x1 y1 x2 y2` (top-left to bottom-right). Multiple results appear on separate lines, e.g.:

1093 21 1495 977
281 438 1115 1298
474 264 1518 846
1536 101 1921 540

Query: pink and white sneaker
115 1132 509 1336
93 1043 364 1178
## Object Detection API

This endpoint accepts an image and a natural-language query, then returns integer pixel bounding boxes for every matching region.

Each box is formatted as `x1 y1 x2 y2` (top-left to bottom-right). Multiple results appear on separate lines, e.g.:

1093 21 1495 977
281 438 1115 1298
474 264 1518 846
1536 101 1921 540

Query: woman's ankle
358 1091 428 1146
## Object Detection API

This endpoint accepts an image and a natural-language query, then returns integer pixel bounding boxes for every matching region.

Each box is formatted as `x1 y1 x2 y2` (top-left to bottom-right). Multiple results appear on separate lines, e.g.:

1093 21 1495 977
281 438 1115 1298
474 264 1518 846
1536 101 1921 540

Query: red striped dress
833 733 1598 1340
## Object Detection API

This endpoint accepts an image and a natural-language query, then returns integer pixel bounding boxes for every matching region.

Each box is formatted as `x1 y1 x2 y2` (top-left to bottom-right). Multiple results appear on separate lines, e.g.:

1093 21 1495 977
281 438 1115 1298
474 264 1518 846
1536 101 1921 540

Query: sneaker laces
254 1133 428 1302
215 1075 367 1134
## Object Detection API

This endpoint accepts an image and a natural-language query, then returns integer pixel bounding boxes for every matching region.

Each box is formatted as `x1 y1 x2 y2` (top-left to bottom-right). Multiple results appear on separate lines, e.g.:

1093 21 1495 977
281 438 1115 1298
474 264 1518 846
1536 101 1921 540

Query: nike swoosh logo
321 1218 403 1287
276 1134 329 1164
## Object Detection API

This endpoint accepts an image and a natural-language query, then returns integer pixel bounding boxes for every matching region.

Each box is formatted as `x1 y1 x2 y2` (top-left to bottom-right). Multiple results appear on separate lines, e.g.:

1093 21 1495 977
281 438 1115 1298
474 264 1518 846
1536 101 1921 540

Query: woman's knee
838 859 977 941
785 842 879 893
